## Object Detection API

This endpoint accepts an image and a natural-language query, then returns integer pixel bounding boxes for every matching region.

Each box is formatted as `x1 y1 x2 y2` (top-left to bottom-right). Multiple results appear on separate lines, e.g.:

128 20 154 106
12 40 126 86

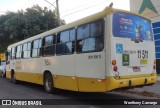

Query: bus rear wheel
44 73 58 94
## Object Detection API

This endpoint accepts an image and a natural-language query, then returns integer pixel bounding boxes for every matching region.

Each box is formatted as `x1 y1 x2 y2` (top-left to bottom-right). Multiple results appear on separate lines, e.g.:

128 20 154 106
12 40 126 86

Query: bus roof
7 7 150 50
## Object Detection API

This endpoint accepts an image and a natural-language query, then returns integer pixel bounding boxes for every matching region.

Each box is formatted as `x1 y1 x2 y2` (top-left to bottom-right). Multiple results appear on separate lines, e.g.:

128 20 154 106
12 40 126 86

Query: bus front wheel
1 72 6 78
11 71 18 84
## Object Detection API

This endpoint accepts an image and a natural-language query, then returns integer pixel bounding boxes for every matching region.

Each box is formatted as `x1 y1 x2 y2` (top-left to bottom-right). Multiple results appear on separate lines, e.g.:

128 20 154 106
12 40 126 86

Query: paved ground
114 78 160 99
158 75 160 81
0 78 159 108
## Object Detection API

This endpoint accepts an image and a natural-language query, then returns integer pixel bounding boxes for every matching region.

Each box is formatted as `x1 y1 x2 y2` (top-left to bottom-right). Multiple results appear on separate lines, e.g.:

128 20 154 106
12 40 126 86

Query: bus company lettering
45 59 51 66
88 55 101 59
124 50 136 54
15 61 21 70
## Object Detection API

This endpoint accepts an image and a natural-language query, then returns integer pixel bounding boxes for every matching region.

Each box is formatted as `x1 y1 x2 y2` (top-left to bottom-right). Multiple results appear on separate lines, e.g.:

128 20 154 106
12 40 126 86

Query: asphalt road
0 78 159 108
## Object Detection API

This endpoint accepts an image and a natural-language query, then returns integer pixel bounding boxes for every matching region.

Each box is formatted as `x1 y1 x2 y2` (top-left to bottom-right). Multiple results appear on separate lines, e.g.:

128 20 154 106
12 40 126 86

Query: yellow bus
5 7 157 93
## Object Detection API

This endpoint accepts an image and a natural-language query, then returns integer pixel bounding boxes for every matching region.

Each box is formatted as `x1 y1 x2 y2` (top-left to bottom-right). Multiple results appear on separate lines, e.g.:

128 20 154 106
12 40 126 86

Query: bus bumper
77 74 157 92
105 74 157 91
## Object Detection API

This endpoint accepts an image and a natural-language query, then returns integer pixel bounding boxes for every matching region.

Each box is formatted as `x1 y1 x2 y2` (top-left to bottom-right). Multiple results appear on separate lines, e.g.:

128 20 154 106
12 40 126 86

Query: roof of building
139 0 158 14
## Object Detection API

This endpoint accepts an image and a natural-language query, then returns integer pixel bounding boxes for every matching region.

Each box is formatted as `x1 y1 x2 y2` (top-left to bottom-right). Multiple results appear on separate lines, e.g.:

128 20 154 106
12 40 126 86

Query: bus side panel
53 55 79 91
76 52 106 92
13 58 43 85
14 60 28 82
6 71 11 79
25 58 43 84
6 59 15 79
53 75 78 91
77 77 106 92
15 72 43 85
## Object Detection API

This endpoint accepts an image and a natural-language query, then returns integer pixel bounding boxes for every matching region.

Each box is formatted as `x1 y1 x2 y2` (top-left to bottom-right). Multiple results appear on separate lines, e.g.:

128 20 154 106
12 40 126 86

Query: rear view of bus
107 10 157 91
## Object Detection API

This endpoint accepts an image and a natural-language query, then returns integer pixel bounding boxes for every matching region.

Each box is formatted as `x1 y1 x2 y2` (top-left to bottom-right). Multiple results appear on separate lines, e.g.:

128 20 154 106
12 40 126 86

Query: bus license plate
140 59 148 65
133 67 141 72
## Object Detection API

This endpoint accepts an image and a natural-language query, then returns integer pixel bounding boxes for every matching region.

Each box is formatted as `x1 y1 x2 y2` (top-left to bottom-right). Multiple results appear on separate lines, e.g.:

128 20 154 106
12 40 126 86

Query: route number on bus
137 50 148 59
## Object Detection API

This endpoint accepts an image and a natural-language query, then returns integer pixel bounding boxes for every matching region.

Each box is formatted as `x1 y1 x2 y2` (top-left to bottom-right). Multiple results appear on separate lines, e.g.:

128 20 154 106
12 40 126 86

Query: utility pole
44 0 61 26
56 0 61 26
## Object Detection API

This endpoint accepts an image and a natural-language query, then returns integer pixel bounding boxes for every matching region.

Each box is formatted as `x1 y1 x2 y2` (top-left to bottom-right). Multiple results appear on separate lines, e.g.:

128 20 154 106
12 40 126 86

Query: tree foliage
0 5 65 52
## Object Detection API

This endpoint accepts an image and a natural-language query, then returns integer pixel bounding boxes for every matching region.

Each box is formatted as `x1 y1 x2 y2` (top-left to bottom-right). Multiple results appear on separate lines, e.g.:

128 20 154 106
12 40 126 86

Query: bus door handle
131 39 143 43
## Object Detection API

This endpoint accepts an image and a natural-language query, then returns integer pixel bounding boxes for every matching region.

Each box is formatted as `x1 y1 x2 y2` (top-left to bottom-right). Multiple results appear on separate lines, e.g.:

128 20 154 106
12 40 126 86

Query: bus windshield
112 12 153 41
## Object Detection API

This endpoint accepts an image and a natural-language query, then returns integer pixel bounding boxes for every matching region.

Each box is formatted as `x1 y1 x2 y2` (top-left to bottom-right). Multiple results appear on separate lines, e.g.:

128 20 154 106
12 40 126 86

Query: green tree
0 4 65 52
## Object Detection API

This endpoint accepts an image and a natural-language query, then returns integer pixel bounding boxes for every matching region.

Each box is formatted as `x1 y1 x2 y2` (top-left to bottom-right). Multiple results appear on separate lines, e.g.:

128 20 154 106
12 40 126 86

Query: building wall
130 0 160 74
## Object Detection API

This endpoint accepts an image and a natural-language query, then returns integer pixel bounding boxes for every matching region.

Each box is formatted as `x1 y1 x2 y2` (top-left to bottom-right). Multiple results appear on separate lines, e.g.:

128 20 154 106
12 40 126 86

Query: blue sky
0 0 130 23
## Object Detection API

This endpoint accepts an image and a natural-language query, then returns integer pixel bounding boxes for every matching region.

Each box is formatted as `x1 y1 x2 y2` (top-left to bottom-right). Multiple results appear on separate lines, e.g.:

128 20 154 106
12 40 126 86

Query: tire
44 73 53 93
1 72 5 78
44 73 58 94
11 71 18 84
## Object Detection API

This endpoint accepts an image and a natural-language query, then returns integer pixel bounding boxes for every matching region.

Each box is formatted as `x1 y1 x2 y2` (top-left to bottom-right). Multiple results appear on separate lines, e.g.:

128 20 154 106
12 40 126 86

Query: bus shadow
7 78 44 92
50 90 136 105
56 90 131 99
6 78 137 105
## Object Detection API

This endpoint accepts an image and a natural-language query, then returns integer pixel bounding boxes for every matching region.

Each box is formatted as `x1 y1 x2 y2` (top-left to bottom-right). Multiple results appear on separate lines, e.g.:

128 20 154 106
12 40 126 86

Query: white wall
130 0 160 23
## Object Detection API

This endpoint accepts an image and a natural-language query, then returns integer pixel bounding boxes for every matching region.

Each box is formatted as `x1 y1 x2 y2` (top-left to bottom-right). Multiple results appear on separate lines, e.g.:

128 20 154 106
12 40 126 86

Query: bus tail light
112 60 116 65
112 60 119 77
154 59 156 64
153 65 156 69
113 66 118 71
153 59 156 69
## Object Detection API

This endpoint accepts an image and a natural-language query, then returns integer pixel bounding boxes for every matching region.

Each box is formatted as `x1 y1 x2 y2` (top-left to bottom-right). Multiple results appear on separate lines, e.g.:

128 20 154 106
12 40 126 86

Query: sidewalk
126 80 160 98
158 75 160 81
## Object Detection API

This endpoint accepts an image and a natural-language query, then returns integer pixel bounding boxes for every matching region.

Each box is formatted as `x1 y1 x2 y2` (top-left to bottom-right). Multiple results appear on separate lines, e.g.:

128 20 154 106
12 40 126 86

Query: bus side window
42 35 55 56
5 51 10 64
31 39 42 58
56 28 75 55
11 47 16 59
22 43 27 58
22 42 31 59
27 42 31 58
77 24 89 52
16 45 22 59
77 19 104 53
